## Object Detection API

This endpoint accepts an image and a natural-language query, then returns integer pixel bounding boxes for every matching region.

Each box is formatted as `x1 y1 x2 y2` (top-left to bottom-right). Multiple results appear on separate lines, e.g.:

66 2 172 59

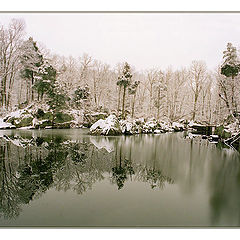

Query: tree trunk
31 72 34 102
1 76 7 109
131 93 136 119
93 74 97 108
149 84 153 115
192 94 198 121
122 86 126 119
157 87 161 120
117 86 121 118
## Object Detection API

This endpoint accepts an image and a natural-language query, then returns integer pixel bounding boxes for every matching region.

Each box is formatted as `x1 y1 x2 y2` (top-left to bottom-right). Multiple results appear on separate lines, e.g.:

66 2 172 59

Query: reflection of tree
68 142 88 165
0 143 21 219
0 135 70 220
73 169 104 195
0 132 174 221
17 161 53 204
135 138 174 189
53 140 105 195
136 167 174 189
111 144 135 190
16 136 68 204
208 154 240 226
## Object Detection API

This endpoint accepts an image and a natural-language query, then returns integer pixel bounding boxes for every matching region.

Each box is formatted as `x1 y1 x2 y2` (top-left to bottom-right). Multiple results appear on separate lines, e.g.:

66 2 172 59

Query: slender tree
117 62 132 119
128 80 140 118
189 61 207 121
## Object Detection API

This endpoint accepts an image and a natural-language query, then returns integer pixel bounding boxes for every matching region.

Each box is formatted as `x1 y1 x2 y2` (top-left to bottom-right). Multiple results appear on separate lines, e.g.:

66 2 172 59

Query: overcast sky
0 13 240 71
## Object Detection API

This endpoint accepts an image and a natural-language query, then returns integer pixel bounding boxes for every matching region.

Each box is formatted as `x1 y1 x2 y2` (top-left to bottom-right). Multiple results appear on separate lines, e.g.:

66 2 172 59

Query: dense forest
1 19 240 127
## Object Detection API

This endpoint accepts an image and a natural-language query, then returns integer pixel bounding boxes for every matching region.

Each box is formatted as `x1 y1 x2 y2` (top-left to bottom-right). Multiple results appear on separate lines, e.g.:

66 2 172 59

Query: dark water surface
0 129 240 227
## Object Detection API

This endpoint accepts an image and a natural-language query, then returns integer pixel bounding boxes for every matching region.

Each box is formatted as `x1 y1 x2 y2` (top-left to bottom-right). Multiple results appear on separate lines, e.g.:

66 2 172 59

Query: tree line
1 19 239 124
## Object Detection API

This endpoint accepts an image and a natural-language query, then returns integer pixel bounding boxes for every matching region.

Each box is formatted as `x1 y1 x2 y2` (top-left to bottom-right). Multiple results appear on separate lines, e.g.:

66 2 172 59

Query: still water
0 129 239 227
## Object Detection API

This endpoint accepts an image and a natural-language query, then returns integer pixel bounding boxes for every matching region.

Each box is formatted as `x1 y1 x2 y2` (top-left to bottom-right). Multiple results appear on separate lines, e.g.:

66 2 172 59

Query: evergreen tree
34 60 57 100
20 37 43 103
47 80 67 126
73 86 90 110
117 62 132 119
221 43 240 79
220 43 240 114
48 82 66 112
128 80 140 118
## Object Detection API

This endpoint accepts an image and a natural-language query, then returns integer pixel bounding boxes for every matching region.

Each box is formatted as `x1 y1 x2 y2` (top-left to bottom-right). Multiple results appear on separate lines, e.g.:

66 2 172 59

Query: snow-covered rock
154 129 163 134
4 109 25 120
0 118 16 129
172 122 185 131
3 108 33 128
142 119 158 133
89 115 186 136
159 121 174 132
119 120 135 134
90 114 122 135
188 120 205 128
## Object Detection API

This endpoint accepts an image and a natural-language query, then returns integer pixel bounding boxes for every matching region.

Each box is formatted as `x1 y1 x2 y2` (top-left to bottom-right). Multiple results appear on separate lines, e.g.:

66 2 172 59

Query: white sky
0 13 240 71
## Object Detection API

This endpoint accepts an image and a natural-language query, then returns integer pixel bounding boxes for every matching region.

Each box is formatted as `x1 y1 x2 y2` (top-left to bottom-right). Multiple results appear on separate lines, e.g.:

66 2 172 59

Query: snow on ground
0 118 16 129
154 129 162 134
5 109 24 119
172 122 184 129
188 120 205 127
18 126 34 130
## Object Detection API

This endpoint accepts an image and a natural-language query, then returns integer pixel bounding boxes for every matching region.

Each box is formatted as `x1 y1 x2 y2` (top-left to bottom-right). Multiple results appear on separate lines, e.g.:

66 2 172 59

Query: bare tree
79 53 92 86
0 19 25 111
146 68 158 116
189 60 207 121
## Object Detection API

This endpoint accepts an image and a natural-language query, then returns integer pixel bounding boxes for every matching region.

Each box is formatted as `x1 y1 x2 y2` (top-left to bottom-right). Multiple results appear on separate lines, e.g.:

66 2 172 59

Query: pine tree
20 37 43 103
128 80 140 118
73 86 90 110
221 43 240 114
117 62 132 119
47 80 67 126
221 43 240 79
34 60 57 100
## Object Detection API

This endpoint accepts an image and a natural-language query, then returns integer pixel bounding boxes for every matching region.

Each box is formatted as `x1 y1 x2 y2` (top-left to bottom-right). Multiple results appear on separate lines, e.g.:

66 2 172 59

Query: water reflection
0 130 240 226
111 145 135 190
0 131 174 220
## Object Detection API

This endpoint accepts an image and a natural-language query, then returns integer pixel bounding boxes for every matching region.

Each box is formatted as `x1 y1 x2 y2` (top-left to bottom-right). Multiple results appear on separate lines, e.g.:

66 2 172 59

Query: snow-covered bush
142 119 158 133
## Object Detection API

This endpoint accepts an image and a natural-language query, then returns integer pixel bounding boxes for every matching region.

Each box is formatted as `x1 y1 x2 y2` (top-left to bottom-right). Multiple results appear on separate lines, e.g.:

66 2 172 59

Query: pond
0 129 239 227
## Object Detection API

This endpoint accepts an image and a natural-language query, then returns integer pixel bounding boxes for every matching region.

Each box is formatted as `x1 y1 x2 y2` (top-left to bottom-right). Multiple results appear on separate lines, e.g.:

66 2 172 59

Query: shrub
36 109 45 119
15 117 33 128
214 125 231 139
54 112 73 123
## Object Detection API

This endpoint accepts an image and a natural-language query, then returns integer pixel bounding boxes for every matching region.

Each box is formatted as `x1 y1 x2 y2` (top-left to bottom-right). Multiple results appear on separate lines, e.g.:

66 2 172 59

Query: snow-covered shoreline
1 107 240 147
90 114 186 135
0 118 16 129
